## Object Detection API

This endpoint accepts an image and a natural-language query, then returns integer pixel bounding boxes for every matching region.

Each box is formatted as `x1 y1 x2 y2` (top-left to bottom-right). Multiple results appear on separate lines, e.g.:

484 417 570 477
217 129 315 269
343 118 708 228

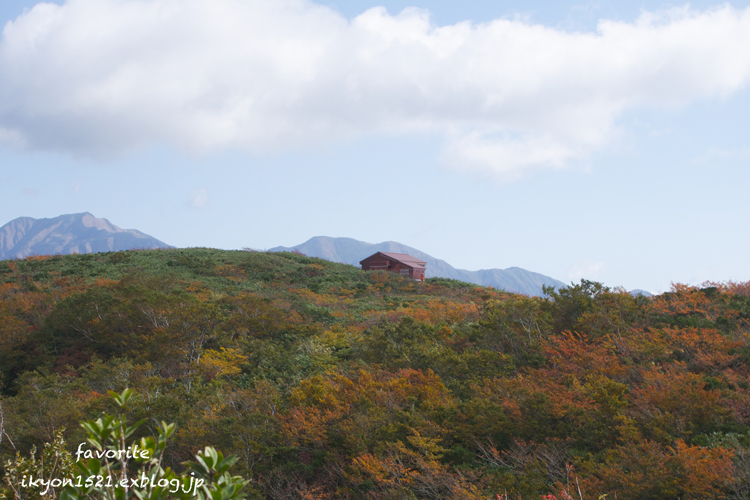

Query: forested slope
0 248 749 499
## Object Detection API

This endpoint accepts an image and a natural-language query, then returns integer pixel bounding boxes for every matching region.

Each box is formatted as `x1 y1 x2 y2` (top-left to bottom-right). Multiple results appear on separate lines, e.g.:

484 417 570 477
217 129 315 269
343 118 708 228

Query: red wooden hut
360 252 426 281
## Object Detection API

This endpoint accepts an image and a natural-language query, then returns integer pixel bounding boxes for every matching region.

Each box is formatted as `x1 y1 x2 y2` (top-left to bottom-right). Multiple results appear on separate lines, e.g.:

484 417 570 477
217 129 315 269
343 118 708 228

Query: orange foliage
23 254 54 261
627 363 729 442
707 279 750 297
544 331 627 380
591 439 735 500
0 282 21 299
289 369 453 414
352 430 482 499
650 283 729 322
283 369 455 452
474 373 597 425
282 406 341 448
184 281 213 301
214 263 247 281
292 288 342 308
405 298 479 325
659 326 742 371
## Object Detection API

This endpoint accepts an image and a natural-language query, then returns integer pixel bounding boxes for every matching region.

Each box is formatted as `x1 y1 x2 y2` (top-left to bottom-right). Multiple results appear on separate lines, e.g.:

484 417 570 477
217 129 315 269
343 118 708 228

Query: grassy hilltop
1 248 750 499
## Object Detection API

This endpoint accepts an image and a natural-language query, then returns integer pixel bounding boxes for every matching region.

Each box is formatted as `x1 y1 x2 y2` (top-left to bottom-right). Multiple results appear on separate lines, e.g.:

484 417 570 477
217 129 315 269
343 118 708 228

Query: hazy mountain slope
270 236 566 296
0 213 172 260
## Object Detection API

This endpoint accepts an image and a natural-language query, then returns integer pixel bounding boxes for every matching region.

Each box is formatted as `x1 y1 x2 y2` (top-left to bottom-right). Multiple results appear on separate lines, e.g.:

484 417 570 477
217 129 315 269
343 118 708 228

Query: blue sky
2 0 750 293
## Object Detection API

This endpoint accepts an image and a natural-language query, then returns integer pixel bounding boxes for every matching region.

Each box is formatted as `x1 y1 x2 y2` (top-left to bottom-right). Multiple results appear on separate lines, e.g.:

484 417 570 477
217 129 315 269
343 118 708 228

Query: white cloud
1 0 750 179
189 188 208 208
567 261 605 281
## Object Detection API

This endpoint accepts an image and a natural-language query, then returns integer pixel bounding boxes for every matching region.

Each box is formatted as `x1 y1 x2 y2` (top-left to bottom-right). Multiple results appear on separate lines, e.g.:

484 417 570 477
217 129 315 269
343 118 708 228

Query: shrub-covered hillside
1 248 749 499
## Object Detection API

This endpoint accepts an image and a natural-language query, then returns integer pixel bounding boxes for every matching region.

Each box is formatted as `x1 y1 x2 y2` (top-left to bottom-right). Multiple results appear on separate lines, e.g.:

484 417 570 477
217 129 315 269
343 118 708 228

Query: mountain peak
0 213 172 260
80 213 123 233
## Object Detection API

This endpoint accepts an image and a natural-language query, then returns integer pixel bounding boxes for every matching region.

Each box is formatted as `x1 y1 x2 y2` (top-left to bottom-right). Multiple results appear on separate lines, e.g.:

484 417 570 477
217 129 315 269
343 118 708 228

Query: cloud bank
1 0 750 178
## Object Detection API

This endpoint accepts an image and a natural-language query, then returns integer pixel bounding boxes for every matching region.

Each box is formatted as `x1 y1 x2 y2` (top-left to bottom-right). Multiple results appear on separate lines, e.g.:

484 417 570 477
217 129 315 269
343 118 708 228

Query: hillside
0 212 172 260
270 236 566 296
1 248 749 500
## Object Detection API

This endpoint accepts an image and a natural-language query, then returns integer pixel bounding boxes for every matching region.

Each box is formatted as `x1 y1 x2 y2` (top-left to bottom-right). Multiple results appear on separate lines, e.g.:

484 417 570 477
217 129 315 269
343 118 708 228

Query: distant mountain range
270 236 566 296
0 213 172 260
0 214 642 297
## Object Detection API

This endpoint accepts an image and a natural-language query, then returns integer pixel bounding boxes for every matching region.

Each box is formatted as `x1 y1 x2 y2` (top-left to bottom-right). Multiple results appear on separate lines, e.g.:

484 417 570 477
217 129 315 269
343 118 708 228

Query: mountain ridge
270 236 566 296
0 212 172 260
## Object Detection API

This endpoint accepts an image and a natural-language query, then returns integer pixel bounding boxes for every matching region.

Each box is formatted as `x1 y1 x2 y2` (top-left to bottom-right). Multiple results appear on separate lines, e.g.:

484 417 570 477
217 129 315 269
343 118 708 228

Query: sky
1 0 750 293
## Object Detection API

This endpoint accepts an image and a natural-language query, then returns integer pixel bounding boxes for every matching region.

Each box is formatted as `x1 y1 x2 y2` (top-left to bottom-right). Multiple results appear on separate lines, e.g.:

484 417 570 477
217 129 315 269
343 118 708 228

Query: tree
1 389 252 500
544 280 609 334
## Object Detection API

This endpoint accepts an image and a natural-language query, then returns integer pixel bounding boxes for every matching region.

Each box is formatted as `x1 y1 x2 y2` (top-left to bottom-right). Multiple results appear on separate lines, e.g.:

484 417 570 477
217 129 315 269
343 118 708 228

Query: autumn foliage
1 250 750 499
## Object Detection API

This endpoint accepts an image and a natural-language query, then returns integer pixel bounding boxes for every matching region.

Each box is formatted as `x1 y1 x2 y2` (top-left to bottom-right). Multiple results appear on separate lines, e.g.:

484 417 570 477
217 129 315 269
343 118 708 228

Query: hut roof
360 252 426 270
